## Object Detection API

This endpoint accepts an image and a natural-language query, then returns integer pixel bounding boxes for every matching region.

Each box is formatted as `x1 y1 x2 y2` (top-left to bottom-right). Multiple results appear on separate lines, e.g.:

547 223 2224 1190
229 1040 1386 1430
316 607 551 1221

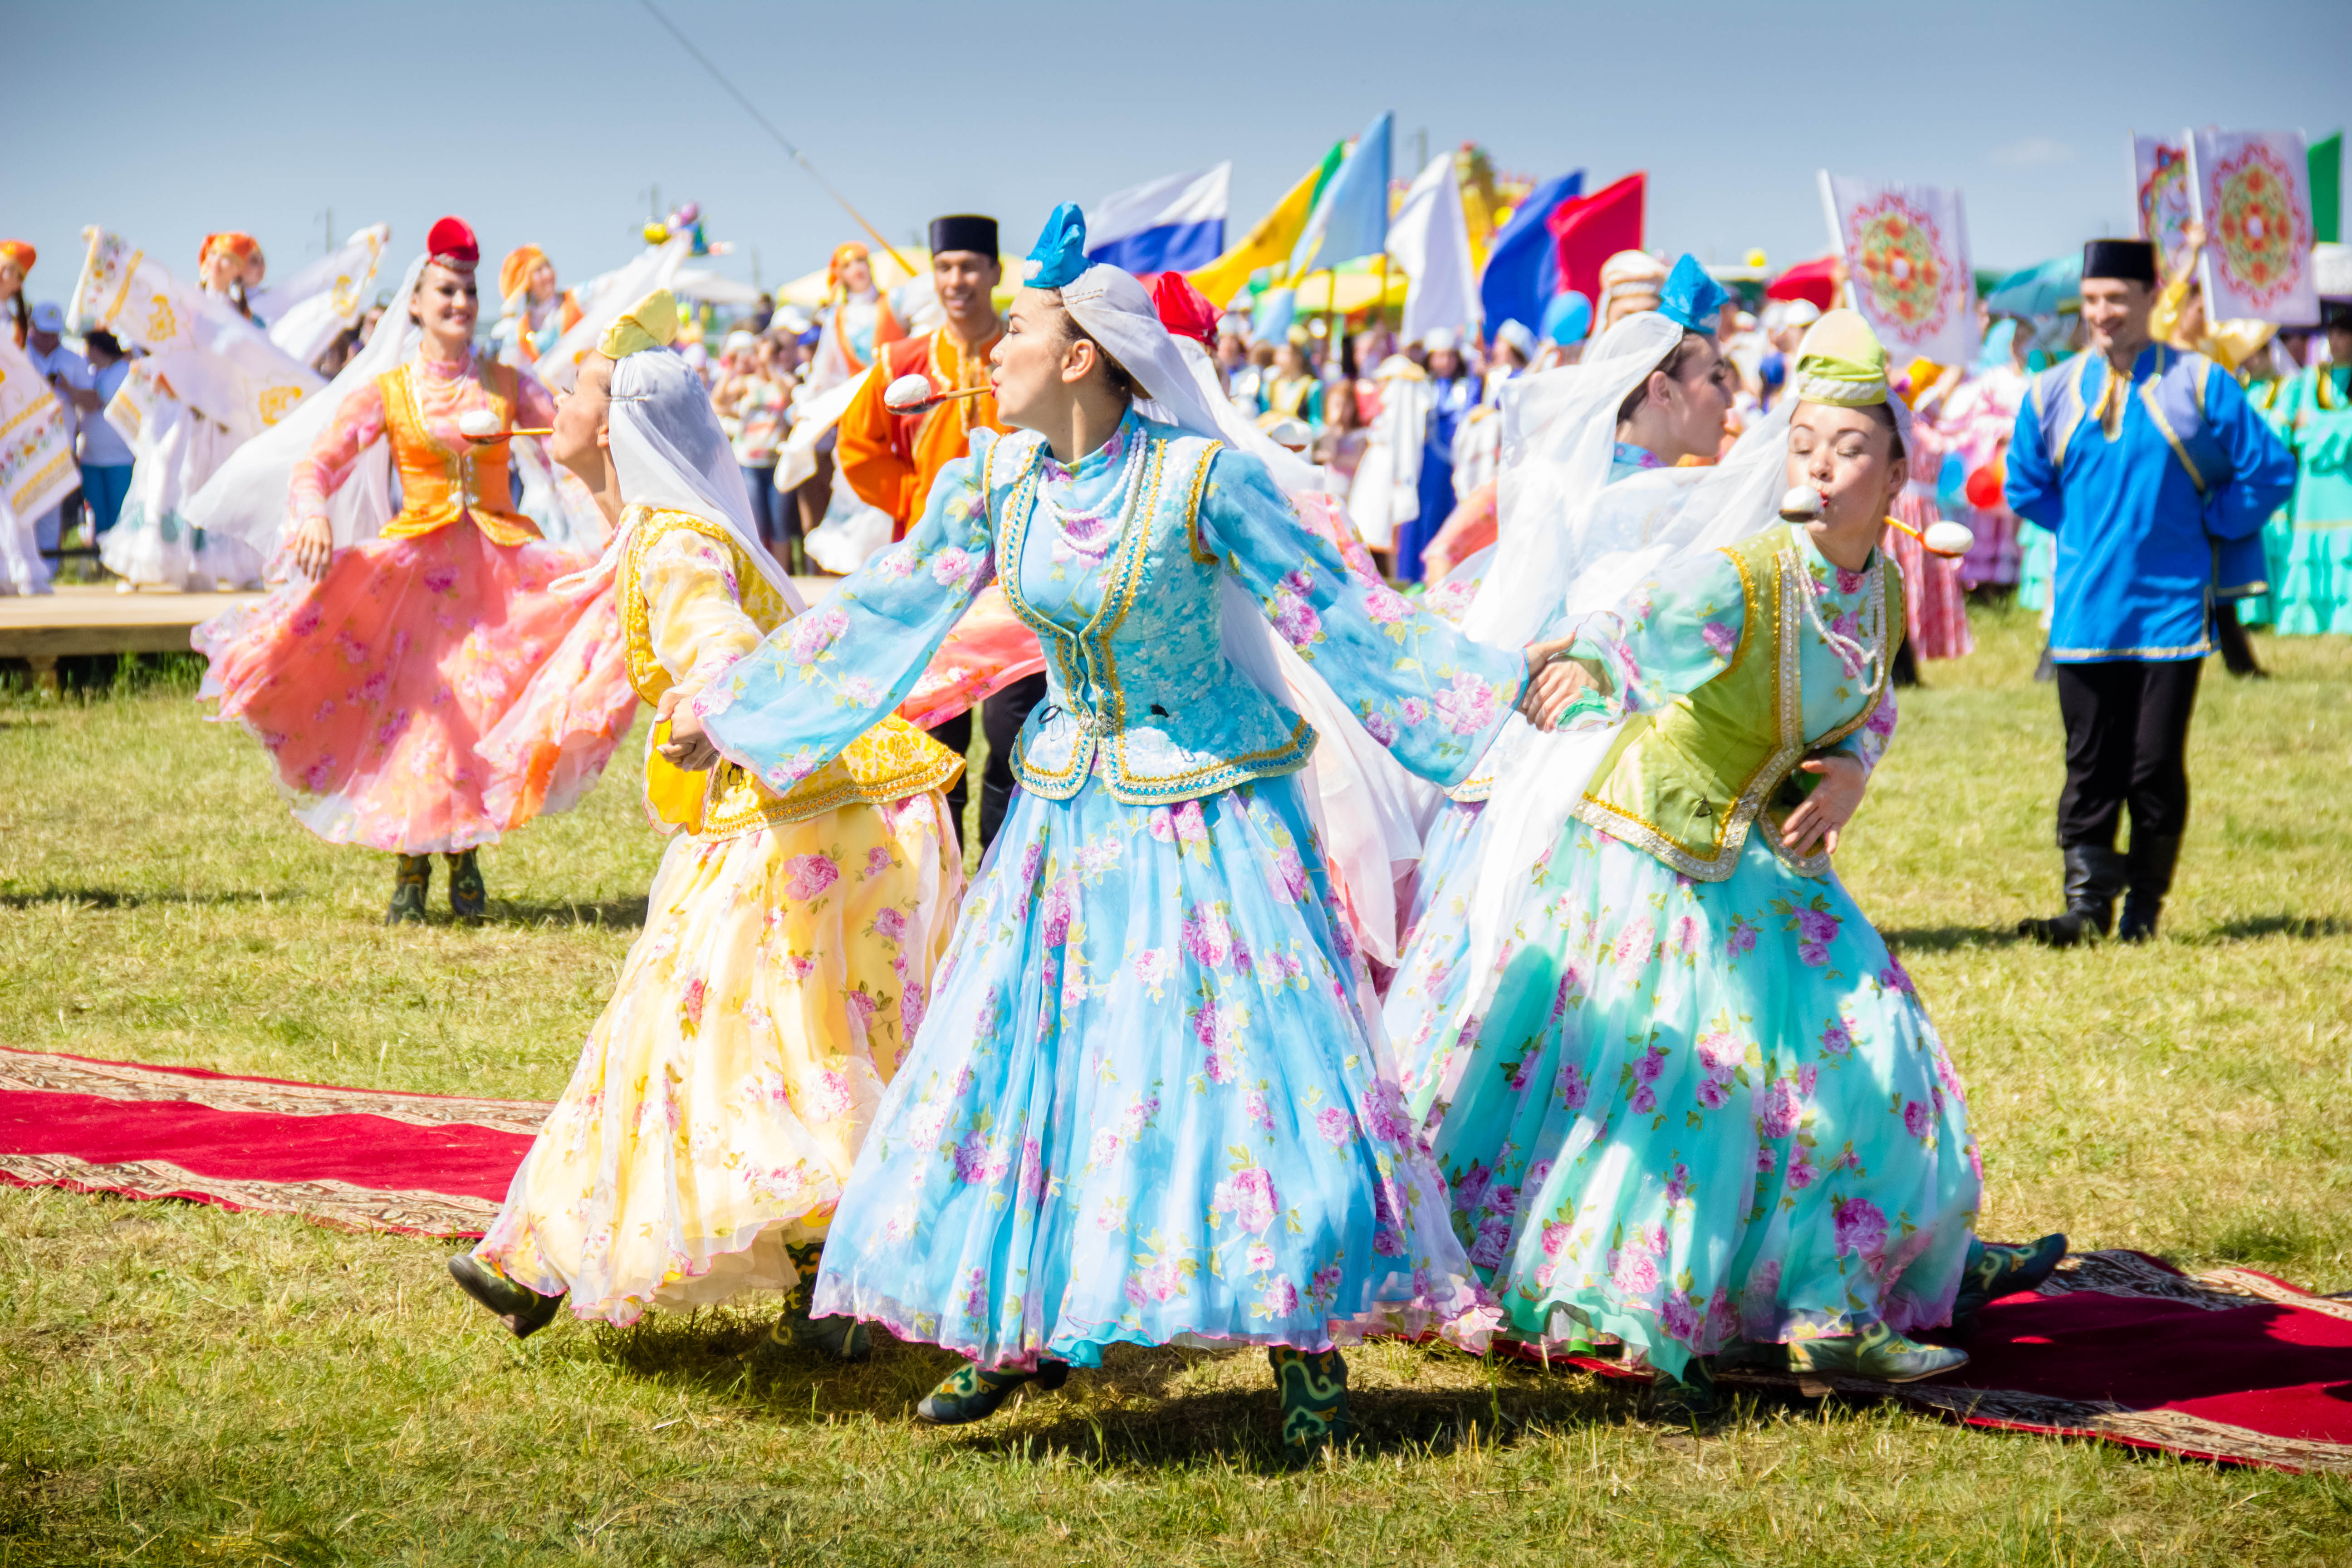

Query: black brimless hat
929 214 1000 260
2082 239 2159 285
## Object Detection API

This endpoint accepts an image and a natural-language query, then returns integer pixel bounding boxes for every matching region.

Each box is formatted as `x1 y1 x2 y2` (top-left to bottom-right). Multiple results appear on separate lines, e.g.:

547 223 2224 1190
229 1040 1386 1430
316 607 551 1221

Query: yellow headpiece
599 288 679 359
1791 308 1890 407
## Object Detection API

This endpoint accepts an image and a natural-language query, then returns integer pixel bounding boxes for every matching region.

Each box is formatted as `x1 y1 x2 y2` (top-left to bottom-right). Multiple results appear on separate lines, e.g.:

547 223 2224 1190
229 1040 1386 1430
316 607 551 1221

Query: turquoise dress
1387 441 1682 1106
2275 364 2352 635
1422 529 1981 1383
696 408 1527 1370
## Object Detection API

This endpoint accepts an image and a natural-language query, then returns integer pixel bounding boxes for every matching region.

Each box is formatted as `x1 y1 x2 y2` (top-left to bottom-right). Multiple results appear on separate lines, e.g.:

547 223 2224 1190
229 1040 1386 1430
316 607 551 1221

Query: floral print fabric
1415 529 1973 1382
812 775 1494 1368
195 524 617 853
475 794 960 1325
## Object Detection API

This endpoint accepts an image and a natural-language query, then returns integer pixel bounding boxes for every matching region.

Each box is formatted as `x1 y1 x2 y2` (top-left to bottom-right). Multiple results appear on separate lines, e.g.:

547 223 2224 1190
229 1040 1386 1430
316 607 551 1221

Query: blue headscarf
1657 253 1729 334
1539 290 1593 346
1023 202 1090 289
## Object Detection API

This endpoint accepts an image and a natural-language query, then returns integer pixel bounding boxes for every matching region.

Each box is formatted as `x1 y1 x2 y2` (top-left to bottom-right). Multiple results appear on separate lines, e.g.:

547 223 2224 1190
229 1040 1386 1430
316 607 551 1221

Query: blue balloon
1539 290 1593 345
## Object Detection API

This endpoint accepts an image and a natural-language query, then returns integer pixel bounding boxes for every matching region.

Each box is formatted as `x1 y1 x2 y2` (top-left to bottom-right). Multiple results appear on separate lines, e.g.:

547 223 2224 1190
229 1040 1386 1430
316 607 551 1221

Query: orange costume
838 326 1008 539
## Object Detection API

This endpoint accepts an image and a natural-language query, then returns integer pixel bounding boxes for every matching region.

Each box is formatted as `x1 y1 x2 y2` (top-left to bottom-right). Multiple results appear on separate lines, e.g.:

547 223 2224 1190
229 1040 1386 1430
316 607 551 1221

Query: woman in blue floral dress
1433 311 2063 1407
672 207 1553 1446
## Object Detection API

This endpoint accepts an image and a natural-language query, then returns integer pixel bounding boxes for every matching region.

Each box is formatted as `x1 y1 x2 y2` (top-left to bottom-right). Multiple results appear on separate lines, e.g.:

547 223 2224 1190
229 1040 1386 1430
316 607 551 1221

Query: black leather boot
446 848 486 921
2018 844 2125 947
2117 833 2182 943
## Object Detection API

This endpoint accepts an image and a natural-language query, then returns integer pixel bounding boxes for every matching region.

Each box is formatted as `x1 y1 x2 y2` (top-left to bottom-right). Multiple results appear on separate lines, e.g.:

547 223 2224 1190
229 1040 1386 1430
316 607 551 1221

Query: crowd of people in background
5 220 2347 688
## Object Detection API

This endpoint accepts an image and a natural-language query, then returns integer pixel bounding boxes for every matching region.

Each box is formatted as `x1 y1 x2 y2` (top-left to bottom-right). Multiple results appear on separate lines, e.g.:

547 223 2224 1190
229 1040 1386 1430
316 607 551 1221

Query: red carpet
1503 1249 2352 1475
7 1047 2350 1473
0 1046 545 1237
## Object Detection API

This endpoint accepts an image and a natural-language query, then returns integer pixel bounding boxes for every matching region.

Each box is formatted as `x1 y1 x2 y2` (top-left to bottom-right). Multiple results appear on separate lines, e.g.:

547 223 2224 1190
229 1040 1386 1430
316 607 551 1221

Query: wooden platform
0 585 263 690
0 578 845 692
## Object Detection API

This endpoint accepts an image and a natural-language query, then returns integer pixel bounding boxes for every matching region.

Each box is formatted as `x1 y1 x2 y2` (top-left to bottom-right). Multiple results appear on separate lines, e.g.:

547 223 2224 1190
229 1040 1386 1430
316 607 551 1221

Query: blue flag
1288 111 1392 274
1478 169 1583 347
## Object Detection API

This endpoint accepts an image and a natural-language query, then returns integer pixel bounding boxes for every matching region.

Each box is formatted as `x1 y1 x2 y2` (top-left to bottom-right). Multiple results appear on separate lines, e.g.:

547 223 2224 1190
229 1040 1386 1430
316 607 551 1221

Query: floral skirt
812 773 1496 1370
1425 823 1982 1382
475 575 640 829
195 523 616 853
474 794 960 1325
1382 798 1490 1112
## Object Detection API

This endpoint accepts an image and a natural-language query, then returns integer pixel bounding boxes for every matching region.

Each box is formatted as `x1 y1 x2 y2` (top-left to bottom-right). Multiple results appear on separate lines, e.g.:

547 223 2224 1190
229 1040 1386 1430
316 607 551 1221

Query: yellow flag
1188 157 1331 310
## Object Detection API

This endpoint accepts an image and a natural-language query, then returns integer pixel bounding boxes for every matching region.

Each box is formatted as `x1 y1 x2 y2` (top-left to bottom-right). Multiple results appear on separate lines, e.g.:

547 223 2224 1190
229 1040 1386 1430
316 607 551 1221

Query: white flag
1819 173 1976 368
0 336 80 521
2131 134 2197 277
253 223 392 368
67 227 324 441
1386 153 1480 346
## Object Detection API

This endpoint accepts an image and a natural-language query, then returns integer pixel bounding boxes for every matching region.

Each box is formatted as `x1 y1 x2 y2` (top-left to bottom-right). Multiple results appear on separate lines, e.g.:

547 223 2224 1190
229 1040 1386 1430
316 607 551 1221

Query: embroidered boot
447 1252 565 1339
2116 835 2181 944
914 1358 1068 1425
1648 1357 1715 1421
1269 1346 1352 1450
446 849 487 921
386 855 431 925
1952 1233 2068 1327
2018 844 2125 947
747 1242 869 1363
1787 1321 1967 1384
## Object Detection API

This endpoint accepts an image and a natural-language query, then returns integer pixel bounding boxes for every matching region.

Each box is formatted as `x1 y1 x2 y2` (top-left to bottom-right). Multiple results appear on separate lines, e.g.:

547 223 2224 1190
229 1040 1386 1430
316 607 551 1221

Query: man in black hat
836 214 1041 855
2003 239 2295 944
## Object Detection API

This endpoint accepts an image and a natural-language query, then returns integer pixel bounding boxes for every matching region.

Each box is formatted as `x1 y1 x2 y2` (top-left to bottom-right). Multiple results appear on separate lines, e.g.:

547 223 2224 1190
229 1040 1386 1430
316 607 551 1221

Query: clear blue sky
10 0 2348 306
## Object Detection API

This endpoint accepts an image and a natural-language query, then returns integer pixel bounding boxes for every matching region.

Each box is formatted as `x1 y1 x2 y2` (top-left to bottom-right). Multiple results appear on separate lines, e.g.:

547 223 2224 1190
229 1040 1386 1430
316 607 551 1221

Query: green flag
2311 131 2342 245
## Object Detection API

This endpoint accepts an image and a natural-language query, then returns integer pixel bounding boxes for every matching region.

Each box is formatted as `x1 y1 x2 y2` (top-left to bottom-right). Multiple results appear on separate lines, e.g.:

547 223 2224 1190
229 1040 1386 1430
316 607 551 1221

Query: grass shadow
490 897 650 931
0 887 278 911
2185 913 2350 945
1879 924 2027 954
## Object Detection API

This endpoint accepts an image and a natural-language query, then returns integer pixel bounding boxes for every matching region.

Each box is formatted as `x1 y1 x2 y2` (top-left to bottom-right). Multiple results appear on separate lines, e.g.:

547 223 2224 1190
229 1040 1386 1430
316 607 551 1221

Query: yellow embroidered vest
375 361 541 546
617 507 963 838
1574 524 1904 882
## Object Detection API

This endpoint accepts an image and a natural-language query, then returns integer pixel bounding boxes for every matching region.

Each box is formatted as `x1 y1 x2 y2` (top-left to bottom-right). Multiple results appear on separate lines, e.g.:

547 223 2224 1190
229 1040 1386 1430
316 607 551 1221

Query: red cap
426 216 480 272
1144 271 1220 350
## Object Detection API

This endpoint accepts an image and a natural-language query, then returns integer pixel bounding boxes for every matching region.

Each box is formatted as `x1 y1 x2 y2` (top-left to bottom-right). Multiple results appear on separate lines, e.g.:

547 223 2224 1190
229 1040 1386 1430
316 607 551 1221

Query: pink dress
1883 417 1974 662
196 351 635 853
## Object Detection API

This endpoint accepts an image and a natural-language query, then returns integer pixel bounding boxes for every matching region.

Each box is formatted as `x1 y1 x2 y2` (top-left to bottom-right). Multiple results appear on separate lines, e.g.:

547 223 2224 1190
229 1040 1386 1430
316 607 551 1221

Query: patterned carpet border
0 1046 553 1134
0 1150 501 1238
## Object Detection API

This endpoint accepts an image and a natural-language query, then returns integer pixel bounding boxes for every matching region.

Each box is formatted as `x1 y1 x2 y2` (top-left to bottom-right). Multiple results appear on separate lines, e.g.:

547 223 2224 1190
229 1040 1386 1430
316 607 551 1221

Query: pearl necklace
1799 556 1885 686
1035 431 1145 560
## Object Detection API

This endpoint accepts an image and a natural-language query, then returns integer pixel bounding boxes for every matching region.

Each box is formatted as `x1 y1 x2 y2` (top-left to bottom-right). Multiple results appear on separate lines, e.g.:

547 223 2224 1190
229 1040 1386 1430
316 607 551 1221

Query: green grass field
2 606 2349 1566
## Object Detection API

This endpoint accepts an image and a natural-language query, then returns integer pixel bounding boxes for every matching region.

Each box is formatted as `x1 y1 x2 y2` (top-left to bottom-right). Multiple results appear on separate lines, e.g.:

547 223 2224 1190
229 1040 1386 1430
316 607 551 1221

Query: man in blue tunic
2006 239 2295 945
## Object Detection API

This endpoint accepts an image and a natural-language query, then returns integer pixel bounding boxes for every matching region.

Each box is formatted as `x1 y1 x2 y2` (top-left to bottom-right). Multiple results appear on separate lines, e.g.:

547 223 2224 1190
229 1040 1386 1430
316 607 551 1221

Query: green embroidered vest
1573 523 1904 882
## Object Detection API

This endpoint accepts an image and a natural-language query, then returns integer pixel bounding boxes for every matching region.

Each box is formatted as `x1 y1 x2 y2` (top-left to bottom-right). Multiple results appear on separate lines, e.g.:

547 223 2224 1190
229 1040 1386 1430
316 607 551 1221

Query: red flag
1547 173 1645 307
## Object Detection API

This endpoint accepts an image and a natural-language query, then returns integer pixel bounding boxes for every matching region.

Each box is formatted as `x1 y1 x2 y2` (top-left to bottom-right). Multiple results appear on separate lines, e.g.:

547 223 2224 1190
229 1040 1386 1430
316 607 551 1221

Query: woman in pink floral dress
196 218 634 921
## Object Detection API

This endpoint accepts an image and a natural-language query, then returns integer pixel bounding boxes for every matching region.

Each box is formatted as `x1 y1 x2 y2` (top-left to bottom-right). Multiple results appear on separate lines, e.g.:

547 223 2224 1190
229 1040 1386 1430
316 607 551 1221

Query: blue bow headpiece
1023 202 1090 289
1657 253 1729 334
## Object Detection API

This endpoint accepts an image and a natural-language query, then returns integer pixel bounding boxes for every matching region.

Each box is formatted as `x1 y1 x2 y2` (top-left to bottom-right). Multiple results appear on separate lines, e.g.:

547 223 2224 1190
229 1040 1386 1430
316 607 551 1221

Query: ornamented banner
2132 134 2198 276
2190 130 2320 326
65 227 324 441
1819 173 1976 369
0 337 80 521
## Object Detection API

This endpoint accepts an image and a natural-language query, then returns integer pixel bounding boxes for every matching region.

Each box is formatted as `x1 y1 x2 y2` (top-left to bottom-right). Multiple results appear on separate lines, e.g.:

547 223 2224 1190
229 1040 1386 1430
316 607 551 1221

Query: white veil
599 345 808 613
1455 397 1794 1014
183 254 426 559
1062 263 1425 963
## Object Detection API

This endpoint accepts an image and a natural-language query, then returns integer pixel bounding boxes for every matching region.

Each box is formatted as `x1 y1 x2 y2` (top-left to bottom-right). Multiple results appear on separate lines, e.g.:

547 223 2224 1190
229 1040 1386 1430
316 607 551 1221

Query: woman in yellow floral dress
450 293 962 1348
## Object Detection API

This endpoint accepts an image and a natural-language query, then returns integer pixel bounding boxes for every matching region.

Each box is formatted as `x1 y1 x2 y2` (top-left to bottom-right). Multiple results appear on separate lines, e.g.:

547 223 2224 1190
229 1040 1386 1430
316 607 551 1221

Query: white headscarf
183 253 426 558
1061 263 1427 964
1450 398 1793 1038
588 344 807 612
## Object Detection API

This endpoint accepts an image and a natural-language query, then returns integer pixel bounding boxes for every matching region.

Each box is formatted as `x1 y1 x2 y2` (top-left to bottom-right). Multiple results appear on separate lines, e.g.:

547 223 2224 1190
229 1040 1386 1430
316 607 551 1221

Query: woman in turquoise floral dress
670 206 1559 1446
1435 311 2064 1407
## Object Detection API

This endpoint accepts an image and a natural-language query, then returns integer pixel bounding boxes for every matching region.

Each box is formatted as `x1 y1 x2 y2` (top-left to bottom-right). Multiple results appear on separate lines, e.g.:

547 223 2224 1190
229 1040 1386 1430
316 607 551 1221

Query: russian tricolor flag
1084 163 1230 274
